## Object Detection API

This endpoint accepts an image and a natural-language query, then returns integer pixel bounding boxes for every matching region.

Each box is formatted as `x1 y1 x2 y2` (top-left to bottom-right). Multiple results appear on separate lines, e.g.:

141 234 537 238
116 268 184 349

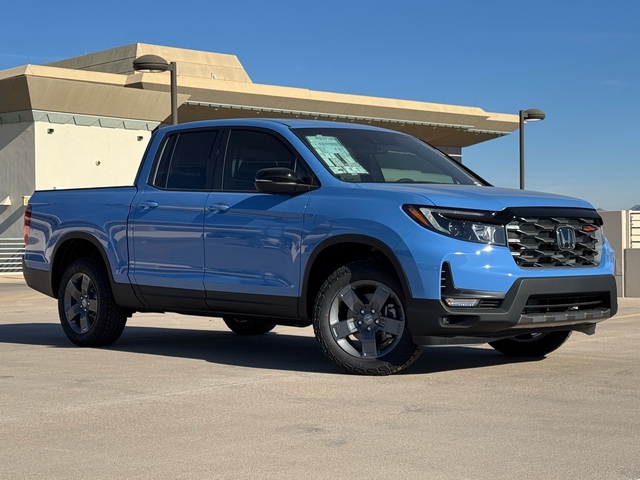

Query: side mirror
255 168 318 194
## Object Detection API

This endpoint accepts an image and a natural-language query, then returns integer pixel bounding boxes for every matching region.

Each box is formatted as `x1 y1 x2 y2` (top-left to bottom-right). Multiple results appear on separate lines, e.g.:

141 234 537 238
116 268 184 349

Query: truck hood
357 184 595 212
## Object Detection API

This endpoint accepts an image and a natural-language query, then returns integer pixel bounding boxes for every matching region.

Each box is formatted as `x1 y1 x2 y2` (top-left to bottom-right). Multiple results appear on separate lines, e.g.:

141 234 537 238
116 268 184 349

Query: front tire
489 331 572 357
313 261 422 375
57 258 127 347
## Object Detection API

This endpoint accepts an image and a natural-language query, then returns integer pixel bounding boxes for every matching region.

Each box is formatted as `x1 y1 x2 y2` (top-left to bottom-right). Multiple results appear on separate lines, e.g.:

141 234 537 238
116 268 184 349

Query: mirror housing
255 168 318 194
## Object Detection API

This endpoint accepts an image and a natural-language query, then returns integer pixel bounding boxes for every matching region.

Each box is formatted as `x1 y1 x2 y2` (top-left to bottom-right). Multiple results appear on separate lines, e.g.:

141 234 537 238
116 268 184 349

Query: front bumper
406 274 617 344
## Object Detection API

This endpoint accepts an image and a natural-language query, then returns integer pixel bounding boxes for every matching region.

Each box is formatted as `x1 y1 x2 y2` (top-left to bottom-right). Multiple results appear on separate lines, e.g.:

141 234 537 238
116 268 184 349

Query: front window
222 129 312 191
294 127 485 185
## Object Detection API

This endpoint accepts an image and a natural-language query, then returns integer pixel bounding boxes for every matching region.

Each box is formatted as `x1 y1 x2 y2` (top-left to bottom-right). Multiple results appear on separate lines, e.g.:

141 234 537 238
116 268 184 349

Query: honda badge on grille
556 225 577 251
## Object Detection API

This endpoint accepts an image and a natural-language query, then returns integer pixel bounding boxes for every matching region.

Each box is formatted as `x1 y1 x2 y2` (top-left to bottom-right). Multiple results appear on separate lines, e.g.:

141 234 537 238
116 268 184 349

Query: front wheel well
302 242 406 320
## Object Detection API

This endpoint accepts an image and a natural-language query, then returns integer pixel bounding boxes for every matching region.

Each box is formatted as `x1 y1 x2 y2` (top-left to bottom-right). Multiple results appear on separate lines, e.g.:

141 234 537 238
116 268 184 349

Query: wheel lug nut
360 310 365 314
371 309 375 313
367 326 372 331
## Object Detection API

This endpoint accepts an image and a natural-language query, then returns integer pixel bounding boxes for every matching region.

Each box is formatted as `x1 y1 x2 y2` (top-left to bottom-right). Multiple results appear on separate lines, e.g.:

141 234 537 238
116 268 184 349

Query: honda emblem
556 226 576 251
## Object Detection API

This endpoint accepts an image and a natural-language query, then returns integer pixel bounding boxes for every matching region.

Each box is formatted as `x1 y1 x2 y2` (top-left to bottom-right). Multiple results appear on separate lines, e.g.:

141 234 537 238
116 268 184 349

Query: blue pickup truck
22 119 617 375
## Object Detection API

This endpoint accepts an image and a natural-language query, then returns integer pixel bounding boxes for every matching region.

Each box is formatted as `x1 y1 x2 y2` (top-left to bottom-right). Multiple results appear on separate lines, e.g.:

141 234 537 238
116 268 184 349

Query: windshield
294 127 486 185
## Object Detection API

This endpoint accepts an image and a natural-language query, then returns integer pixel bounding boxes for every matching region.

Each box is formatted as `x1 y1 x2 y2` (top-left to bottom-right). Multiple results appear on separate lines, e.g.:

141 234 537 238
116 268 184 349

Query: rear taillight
23 205 32 245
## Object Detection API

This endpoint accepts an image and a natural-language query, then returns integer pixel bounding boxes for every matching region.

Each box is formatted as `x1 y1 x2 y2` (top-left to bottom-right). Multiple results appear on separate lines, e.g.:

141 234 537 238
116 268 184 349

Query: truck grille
507 216 602 268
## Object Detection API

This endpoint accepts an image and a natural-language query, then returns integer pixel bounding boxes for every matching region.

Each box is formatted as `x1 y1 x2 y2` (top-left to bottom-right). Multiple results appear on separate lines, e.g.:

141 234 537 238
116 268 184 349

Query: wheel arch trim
51 232 113 290
299 234 412 318
49 232 142 307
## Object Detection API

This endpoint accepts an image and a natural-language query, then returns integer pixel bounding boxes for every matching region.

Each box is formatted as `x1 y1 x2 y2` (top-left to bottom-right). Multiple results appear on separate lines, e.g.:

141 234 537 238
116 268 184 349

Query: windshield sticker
306 135 369 175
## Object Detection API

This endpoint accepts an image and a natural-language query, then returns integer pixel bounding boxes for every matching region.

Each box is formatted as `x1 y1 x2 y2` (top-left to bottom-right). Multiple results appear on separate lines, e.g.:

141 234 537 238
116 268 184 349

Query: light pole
133 54 178 125
519 108 545 190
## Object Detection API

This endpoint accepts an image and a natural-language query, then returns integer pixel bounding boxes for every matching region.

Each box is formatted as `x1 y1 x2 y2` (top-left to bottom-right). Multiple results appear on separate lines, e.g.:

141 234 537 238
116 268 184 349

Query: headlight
403 205 506 245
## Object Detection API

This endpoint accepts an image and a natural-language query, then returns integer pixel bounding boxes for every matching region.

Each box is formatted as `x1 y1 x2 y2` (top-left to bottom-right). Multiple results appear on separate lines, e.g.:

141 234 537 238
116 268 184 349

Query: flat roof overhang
127 73 518 147
0 59 518 147
0 66 186 124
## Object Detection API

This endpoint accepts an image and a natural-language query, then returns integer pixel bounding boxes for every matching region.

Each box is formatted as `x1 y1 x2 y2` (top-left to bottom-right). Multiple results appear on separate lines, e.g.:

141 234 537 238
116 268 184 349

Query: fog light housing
444 298 481 308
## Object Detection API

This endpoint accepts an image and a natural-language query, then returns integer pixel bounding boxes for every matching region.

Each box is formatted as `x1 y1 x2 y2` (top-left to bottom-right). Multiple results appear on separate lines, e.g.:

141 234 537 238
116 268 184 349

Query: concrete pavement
1 275 639 479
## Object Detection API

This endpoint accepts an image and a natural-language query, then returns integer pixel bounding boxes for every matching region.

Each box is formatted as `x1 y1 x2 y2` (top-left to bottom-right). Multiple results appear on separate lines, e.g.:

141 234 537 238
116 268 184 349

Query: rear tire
489 331 572 357
223 317 276 335
313 261 422 375
57 258 127 347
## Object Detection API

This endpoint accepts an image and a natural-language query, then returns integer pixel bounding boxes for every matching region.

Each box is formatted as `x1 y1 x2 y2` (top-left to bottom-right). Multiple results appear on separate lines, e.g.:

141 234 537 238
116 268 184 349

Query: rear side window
152 130 218 190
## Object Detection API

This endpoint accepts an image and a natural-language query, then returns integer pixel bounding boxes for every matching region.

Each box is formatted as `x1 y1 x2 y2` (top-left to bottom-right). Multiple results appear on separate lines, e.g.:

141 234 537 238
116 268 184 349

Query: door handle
207 203 230 213
140 201 159 209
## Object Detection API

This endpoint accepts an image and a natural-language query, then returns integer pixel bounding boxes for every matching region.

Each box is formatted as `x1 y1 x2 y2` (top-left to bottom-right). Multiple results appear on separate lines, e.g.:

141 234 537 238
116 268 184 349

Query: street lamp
519 108 546 190
133 54 178 125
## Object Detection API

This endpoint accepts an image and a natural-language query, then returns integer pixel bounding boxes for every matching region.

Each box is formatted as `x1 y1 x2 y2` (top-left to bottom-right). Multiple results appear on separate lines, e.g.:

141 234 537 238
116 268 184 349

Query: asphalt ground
1 274 639 480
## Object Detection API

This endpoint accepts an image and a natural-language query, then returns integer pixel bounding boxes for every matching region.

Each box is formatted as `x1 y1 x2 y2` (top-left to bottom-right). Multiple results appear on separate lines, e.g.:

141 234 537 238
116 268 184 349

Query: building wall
600 210 640 298
0 122 35 238
1 117 154 248
35 122 153 190
600 210 627 295
624 249 640 297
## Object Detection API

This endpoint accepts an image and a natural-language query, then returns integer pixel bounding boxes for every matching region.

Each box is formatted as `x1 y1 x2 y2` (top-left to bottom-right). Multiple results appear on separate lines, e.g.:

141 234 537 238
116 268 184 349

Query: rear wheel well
303 242 404 320
51 239 106 299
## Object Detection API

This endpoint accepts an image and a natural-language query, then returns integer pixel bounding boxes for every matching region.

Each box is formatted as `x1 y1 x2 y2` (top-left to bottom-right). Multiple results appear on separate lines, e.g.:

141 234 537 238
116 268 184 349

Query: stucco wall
624 249 640 297
34 123 153 190
600 210 640 298
0 123 35 238
600 210 627 295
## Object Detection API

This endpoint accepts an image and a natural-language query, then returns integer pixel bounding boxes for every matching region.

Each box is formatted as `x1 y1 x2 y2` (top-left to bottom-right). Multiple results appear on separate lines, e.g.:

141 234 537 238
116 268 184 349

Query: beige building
1 43 524 272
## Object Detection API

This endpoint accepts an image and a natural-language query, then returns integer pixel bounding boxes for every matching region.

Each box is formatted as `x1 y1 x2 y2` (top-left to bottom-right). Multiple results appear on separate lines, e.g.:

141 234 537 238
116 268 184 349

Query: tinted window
222 130 304 191
152 130 218 190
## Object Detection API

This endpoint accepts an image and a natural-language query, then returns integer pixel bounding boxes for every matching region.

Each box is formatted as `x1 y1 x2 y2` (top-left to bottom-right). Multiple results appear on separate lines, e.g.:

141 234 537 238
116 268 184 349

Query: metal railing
0 238 25 273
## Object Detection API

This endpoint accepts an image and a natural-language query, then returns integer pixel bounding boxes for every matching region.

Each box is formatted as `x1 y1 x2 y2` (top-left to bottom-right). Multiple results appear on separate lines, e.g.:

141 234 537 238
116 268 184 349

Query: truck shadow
0 322 539 375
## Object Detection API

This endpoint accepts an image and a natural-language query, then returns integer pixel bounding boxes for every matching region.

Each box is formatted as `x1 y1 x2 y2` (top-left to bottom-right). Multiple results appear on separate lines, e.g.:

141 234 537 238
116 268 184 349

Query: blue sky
2 0 638 210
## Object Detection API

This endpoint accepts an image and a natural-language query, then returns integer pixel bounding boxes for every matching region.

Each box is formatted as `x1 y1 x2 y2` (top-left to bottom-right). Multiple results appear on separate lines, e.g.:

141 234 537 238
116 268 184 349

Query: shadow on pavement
0 322 537 375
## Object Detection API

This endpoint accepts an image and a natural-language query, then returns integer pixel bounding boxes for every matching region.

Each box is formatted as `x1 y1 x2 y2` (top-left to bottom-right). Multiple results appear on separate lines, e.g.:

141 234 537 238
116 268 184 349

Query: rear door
130 128 220 311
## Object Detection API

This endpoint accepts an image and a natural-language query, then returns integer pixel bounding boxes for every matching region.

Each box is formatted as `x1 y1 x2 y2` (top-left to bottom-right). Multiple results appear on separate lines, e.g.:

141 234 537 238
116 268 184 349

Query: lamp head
133 54 170 73
522 108 546 122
